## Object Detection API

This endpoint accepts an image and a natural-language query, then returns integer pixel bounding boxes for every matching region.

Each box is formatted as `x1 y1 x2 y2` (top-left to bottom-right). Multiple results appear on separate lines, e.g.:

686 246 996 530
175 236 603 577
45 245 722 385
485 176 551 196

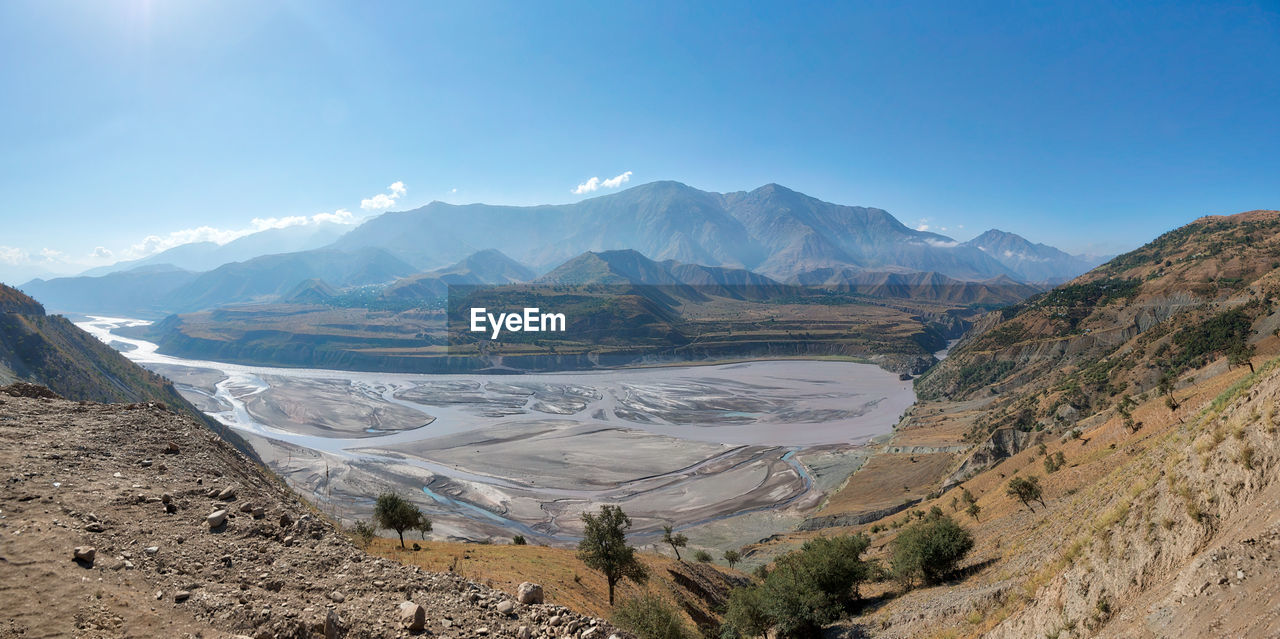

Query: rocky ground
0 390 627 639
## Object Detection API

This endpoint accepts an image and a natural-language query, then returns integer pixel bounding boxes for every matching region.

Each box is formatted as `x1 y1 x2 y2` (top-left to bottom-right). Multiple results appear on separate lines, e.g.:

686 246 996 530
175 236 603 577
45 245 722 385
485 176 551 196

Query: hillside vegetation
732 209 1280 637
0 284 198 410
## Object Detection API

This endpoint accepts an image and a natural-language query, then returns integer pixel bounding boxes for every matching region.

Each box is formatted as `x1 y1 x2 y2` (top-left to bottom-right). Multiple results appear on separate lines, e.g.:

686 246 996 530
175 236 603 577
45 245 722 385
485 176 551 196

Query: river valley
79 316 917 549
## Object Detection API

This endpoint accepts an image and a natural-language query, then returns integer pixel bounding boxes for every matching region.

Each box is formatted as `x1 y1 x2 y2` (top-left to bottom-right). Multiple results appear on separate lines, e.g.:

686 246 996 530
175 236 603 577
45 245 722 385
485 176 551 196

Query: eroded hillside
0 392 628 638
738 210 1280 638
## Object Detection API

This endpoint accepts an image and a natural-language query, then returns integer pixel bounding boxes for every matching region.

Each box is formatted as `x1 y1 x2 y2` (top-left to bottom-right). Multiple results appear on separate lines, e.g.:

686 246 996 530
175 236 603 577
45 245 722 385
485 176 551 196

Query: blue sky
1 1 1278 280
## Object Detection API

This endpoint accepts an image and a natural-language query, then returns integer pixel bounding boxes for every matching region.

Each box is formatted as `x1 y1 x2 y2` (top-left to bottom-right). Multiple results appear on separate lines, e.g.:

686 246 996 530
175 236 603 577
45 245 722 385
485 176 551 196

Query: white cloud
121 208 361 260
91 246 113 259
39 248 65 262
0 246 27 265
573 171 632 195
925 238 959 248
361 181 408 210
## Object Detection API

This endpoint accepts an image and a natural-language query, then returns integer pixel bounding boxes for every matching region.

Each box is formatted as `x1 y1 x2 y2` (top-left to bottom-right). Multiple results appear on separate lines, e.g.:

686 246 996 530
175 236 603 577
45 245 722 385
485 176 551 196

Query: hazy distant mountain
538 249 690 287
20 264 199 317
161 248 415 312
791 268 1042 305
329 181 1032 282
79 222 352 277
283 278 340 305
382 249 534 300
961 229 1105 284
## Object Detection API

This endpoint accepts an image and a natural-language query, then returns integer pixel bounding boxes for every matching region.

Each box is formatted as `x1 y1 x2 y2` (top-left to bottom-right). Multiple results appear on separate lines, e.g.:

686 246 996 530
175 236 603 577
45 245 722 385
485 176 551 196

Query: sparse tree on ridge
661 524 688 562
578 505 648 606
1159 372 1180 411
373 492 428 549
723 549 741 569
1006 476 1046 513
1229 342 1257 373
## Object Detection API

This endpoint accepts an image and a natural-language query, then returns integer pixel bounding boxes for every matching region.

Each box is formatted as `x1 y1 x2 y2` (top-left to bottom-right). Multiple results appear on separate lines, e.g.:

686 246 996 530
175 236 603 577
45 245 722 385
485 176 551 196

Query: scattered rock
216 484 237 501
517 626 532 639
73 546 96 564
174 590 190 602
517 582 545 605
398 601 425 631
496 600 515 615
207 509 227 529
328 590 345 603
144 546 159 556
163 441 180 454
84 522 106 533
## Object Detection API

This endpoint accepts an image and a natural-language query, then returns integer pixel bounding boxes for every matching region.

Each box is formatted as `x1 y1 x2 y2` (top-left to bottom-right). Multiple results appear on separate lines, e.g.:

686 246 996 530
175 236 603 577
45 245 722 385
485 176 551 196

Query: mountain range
19 181 1102 317
332 181 1104 282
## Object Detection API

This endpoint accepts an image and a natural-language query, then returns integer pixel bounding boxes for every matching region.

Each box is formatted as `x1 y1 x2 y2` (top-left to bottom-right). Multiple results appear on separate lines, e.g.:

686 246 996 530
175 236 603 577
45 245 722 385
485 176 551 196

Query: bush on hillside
889 513 974 588
720 534 874 638
613 592 695 639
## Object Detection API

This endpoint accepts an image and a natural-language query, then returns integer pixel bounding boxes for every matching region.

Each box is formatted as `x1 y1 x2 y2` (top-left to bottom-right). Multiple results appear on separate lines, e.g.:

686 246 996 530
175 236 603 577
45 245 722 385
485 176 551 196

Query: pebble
329 590 345 603
174 590 190 602
496 600 515 615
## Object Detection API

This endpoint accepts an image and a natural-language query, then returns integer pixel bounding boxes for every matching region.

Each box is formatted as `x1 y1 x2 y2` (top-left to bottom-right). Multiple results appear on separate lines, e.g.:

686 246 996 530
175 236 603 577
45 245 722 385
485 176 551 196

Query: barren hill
0 392 627 638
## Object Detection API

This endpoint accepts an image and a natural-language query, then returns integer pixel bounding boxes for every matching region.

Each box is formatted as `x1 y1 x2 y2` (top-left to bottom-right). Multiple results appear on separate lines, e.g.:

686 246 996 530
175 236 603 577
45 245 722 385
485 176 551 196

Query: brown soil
0 394 626 639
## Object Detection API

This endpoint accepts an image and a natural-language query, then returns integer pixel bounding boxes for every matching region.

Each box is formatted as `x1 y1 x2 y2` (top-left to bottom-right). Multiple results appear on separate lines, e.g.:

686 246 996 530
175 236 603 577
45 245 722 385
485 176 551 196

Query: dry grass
365 537 741 623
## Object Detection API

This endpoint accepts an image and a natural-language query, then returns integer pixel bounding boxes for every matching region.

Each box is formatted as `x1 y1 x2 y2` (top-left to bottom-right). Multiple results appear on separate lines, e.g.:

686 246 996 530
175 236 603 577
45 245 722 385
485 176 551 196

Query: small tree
1043 451 1066 473
694 549 712 563
889 514 974 588
578 505 648 606
661 525 688 561
962 501 983 522
373 492 427 549
1118 395 1139 433
1159 372 1180 411
1006 476 1046 513
512 535 527 545
722 549 741 569
1229 342 1257 373
417 516 433 540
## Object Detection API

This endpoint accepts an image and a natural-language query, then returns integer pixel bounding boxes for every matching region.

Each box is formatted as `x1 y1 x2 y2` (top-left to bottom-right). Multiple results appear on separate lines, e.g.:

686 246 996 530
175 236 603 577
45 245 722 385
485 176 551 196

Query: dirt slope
0 394 625 639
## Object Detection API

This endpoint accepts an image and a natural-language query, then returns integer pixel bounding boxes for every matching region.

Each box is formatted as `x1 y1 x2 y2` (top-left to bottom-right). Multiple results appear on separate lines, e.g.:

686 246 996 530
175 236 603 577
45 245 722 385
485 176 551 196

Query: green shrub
720 534 874 638
613 592 695 639
694 549 713 563
889 514 974 588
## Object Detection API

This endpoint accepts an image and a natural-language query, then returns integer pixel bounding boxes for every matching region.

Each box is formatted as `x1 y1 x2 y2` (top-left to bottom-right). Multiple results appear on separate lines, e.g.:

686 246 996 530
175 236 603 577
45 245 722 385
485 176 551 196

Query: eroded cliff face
986 359 1280 639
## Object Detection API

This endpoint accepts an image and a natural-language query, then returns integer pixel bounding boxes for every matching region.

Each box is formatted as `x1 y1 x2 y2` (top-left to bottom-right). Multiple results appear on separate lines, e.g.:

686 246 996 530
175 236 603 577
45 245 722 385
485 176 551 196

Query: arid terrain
0 389 629 638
